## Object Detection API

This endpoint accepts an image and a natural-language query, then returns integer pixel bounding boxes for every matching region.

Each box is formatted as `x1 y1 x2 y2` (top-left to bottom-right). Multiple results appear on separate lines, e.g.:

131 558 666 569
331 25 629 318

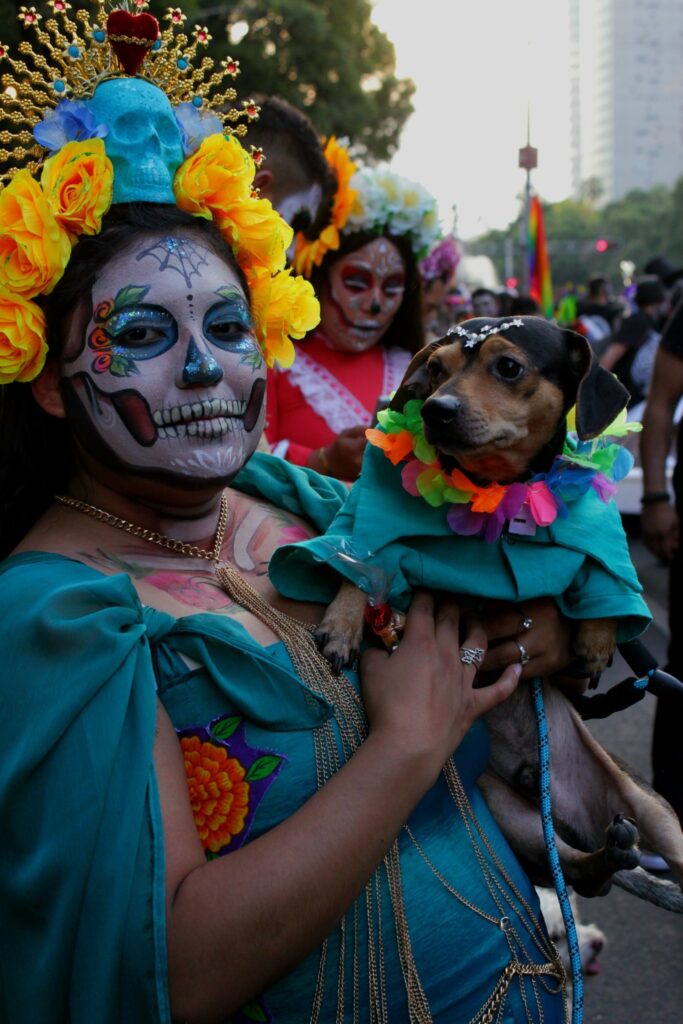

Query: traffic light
594 238 620 253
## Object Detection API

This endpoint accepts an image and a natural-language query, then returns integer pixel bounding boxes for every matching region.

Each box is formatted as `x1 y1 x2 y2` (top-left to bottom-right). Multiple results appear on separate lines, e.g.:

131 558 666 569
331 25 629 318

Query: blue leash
531 677 584 1024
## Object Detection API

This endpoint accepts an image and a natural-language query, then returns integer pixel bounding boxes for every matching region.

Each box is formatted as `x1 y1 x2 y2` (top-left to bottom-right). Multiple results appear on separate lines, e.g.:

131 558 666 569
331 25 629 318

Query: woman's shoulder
0 550 150 647
1 548 131 593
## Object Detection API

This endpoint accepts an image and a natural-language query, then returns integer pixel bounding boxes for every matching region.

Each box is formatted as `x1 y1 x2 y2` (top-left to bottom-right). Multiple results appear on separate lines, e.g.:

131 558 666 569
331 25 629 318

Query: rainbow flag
528 194 554 318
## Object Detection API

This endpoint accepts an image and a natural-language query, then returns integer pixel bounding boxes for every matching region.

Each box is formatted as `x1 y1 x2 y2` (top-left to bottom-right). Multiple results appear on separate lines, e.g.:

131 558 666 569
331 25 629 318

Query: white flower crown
344 167 439 259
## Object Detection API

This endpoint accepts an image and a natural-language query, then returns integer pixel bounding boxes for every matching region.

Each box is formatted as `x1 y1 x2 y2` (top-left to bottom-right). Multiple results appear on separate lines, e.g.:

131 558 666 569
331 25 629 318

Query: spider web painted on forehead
136 237 210 289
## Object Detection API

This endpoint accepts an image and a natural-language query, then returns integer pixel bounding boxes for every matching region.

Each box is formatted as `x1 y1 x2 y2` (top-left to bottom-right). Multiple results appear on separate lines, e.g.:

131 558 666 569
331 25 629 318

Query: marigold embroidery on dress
178 713 285 856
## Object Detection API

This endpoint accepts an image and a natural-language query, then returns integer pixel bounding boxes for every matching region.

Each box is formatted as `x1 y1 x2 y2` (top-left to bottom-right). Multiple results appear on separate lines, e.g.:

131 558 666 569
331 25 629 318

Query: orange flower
0 169 71 296
0 293 47 384
182 735 250 854
449 468 506 513
94 298 115 322
293 137 358 278
365 427 414 465
40 139 113 242
88 326 109 350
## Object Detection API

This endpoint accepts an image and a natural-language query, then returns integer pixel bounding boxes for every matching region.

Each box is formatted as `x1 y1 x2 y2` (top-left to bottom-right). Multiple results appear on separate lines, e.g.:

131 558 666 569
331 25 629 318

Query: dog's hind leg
479 771 640 897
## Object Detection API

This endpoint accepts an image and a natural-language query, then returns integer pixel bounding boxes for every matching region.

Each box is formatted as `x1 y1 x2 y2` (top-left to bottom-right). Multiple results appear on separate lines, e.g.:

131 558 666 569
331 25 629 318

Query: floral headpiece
293 136 358 278
0 1 320 384
294 153 439 279
420 236 461 285
451 318 524 348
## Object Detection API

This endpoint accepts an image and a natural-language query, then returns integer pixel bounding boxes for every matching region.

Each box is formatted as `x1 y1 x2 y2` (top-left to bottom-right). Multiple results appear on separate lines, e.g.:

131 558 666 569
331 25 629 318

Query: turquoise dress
0 454 564 1024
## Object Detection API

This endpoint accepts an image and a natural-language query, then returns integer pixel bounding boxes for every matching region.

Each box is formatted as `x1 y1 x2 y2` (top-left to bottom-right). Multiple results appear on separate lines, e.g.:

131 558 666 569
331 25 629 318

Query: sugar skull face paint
60 234 267 487
276 182 323 261
320 237 406 353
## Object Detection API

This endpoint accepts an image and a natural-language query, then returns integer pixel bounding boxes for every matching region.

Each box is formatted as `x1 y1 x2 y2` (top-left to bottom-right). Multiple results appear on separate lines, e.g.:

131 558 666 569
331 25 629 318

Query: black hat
634 276 667 307
643 256 683 287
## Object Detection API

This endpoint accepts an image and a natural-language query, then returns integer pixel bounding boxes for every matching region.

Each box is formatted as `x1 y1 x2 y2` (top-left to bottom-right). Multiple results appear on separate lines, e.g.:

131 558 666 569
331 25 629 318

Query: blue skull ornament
87 78 184 204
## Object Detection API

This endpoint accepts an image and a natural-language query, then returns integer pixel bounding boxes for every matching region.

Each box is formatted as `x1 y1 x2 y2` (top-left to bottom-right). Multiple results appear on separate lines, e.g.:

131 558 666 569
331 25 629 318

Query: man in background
600 276 670 406
245 96 333 240
640 298 683 832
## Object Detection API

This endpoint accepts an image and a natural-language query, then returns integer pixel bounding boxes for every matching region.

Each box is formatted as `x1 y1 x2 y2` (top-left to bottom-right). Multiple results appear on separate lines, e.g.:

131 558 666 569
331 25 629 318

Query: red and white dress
265 331 411 467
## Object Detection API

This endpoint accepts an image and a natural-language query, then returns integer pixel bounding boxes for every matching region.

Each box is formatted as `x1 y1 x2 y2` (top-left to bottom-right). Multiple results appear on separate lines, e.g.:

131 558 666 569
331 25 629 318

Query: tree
578 176 605 207
1 0 413 161
195 0 415 160
469 177 683 291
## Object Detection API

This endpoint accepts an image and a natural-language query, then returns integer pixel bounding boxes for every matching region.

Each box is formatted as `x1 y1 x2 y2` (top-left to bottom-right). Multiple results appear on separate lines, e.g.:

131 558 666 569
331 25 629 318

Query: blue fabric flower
174 102 223 156
33 100 108 153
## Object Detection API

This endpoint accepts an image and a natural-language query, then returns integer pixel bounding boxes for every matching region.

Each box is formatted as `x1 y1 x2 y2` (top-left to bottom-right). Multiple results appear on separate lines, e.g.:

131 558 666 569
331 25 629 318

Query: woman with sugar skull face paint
266 157 437 481
0 6 570 1024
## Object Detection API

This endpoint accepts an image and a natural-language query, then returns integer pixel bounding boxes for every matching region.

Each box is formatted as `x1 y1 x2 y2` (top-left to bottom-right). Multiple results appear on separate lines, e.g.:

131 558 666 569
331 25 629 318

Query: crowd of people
0 2 680 1023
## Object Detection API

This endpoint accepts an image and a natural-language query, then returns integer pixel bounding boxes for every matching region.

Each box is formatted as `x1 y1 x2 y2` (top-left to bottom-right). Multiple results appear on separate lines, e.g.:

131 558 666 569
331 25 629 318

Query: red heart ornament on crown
106 9 159 76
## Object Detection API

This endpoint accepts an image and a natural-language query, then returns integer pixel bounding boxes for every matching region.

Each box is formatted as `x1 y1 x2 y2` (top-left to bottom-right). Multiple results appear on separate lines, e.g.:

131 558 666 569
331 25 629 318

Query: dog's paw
604 813 640 872
573 618 617 676
313 619 364 672
314 582 368 672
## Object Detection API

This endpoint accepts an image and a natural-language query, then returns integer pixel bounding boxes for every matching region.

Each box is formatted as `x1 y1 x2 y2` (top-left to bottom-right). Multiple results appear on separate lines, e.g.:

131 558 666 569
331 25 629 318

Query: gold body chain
54 491 566 1023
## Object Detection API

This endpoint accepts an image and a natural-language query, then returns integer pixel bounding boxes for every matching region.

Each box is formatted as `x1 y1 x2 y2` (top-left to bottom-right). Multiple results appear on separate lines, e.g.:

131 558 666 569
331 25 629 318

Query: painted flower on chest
178 714 285 855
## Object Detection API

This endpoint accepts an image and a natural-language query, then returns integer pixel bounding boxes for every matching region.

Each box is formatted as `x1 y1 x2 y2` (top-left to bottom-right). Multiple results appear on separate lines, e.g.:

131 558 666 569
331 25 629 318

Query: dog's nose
591 938 604 955
422 395 462 429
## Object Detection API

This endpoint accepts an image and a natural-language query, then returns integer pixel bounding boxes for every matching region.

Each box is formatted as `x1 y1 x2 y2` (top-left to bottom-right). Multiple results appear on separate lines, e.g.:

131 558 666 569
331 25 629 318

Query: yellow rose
293 223 339 279
0 170 71 296
247 266 320 368
0 293 48 384
217 195 293 275
325 137 358 229
41 139 113 241
174 133 254 218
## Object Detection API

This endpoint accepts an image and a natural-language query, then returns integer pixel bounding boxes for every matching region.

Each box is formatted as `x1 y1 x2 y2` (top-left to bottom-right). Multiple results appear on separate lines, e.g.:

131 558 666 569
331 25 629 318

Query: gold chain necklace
54 492 231 563
54 491 564 1024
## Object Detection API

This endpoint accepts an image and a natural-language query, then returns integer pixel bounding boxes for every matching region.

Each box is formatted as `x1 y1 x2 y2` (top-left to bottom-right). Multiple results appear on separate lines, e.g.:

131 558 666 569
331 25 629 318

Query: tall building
569 0 683 202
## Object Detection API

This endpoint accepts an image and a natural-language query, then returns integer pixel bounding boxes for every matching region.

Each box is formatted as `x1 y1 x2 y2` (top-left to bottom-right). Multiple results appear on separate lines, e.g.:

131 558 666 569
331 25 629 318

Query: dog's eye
427 358 445 381
494 356 525 381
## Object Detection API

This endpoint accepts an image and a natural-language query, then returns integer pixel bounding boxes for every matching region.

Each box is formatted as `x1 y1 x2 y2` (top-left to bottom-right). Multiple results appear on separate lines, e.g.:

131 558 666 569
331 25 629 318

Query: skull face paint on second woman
320 237 406 353
60 234 267 487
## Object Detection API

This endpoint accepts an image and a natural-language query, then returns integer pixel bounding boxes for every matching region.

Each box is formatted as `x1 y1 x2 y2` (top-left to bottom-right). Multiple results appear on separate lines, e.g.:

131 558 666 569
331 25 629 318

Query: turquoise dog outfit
270 437 651 643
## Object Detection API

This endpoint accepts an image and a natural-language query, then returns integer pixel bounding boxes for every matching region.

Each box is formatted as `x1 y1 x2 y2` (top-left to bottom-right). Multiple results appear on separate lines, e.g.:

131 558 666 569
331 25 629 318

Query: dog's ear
390 337 448 411
565 329 630 440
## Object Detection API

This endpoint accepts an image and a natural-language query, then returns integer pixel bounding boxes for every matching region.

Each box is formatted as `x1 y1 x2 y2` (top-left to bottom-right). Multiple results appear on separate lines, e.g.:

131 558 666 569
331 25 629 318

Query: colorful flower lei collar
366 401 641 543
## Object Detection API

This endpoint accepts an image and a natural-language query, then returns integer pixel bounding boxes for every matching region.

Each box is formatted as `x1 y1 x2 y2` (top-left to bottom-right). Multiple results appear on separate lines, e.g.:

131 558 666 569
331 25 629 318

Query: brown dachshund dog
314 316 683 908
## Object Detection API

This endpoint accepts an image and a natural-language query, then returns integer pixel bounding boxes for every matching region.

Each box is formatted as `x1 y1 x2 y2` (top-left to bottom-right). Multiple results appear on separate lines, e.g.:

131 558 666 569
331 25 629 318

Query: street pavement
570 537 683 1023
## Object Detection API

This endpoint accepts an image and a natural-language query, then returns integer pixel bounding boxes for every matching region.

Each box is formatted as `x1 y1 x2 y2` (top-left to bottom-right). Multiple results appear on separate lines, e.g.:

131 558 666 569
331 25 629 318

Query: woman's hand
161 594 517 1022
361 591 521 779
479 597 589 694
309 425 367 480
480 597 572 679
642 501 679 563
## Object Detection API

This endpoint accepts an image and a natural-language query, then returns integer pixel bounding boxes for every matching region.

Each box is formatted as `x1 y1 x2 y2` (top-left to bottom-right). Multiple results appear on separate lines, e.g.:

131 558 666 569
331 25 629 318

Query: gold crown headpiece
0 2 320 385
0 1 263 185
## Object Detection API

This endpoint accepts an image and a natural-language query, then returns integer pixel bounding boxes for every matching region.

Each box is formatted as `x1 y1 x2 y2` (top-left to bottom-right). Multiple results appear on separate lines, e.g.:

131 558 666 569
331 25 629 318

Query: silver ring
515 640 530 666
460 646 485 666
519 615 533 633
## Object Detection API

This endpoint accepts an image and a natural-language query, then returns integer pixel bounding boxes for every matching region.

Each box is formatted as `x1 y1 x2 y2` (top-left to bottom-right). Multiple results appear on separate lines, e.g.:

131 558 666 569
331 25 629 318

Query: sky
371 0 573 239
